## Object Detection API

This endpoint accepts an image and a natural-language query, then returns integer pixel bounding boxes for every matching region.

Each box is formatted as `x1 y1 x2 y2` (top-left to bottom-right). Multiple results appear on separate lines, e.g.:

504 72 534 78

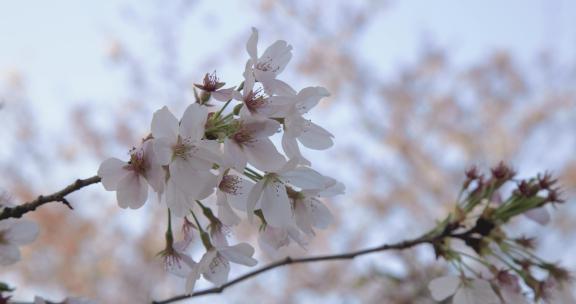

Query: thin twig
0 175 101 220
152 232 443 304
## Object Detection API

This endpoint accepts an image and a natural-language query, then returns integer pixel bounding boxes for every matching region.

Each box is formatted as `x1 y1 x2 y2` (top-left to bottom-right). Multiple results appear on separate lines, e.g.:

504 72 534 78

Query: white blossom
98 140 165 209
151 104 220 217
186 242 257 292
0 219 39 265
246 160 334 227
246 27 295 95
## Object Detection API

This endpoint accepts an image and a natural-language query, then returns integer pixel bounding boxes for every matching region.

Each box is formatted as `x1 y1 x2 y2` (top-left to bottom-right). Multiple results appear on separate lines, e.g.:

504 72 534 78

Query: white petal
0 244 20 265
185 263 202 294
280 167 326 190
166 251 196 278
268 79 296 96
202 252 230 286
306 198 333 229
246 180 265 222
165 179 193 217
242 60 255 99
282 134 311 166
242 117 280 138
245 139 286 172
98 158 129 191
153 137 175 166
142 140 166 193
219 243 258 266
261 180 292 227
453 279 500 304
226 177 254 211
525 207 550 225
246 27 258 62
194 140 222 166
295 86 330 114
294 200 314 236
151 106 178 142
428 276 460 301
259 40 292 75
254 69 276 95
224 139 247 172
7 220 39 245
216 191 241 226
116 173 148 209
180 103 208 141
169 159 217 199
212 88 236 102
298 120 334 150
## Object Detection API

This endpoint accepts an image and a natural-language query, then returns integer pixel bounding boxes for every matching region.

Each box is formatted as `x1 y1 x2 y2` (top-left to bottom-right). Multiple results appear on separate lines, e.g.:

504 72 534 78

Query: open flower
233 61 289 118
223 116 286 172
98 140 165 209
0 219 39 265
186 243 258 292
151 104 220 217
246 160 331 227
428 275 500 304
272 87 333 164
245 28 295 95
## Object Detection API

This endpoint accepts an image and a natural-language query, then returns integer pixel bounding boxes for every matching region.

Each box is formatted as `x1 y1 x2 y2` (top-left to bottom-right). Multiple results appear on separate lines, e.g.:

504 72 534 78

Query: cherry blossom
246 160 334 227
98 140 165 209
258 225 307 258
151 104 220 217
245 27 295 95
194 71 237 102
272 87 333 164
186 242 257 292
0 219 39 265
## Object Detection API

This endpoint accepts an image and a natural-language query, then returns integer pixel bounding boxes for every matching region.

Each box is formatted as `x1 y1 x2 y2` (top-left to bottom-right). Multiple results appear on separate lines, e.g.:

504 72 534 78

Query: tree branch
0 175 101 220
152 232 444 304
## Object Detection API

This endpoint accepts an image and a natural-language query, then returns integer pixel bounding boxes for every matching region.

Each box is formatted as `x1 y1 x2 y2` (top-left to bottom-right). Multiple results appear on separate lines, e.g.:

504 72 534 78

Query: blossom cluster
427 163 572 304
97 28 344 293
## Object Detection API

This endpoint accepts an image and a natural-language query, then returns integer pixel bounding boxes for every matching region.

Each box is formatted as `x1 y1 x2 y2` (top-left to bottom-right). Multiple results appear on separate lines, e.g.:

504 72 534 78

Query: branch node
60 198 74 210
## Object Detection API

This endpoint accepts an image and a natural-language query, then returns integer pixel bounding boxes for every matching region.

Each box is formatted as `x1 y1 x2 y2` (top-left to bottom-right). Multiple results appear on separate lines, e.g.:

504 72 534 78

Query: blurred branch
152 229 447 304
0 176 101 220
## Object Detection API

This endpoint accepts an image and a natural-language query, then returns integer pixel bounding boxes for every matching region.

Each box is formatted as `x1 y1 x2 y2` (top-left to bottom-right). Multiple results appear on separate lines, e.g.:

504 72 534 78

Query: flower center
172 137 196 160
256 59 280 73
244 88 268 113
219 175 242 195
127 148 147 174
232 129 255 145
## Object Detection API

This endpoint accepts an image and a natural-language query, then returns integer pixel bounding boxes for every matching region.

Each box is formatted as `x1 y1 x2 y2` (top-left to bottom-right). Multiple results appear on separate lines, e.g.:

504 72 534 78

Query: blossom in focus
151 104 220 217
0 219 39 265
246 160 335 227
245 27 295 95
272 87 334 165
98 140 165 209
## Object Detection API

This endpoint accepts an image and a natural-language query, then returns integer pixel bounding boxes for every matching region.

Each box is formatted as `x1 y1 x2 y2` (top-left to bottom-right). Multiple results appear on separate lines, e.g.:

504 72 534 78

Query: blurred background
1 0 576 303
